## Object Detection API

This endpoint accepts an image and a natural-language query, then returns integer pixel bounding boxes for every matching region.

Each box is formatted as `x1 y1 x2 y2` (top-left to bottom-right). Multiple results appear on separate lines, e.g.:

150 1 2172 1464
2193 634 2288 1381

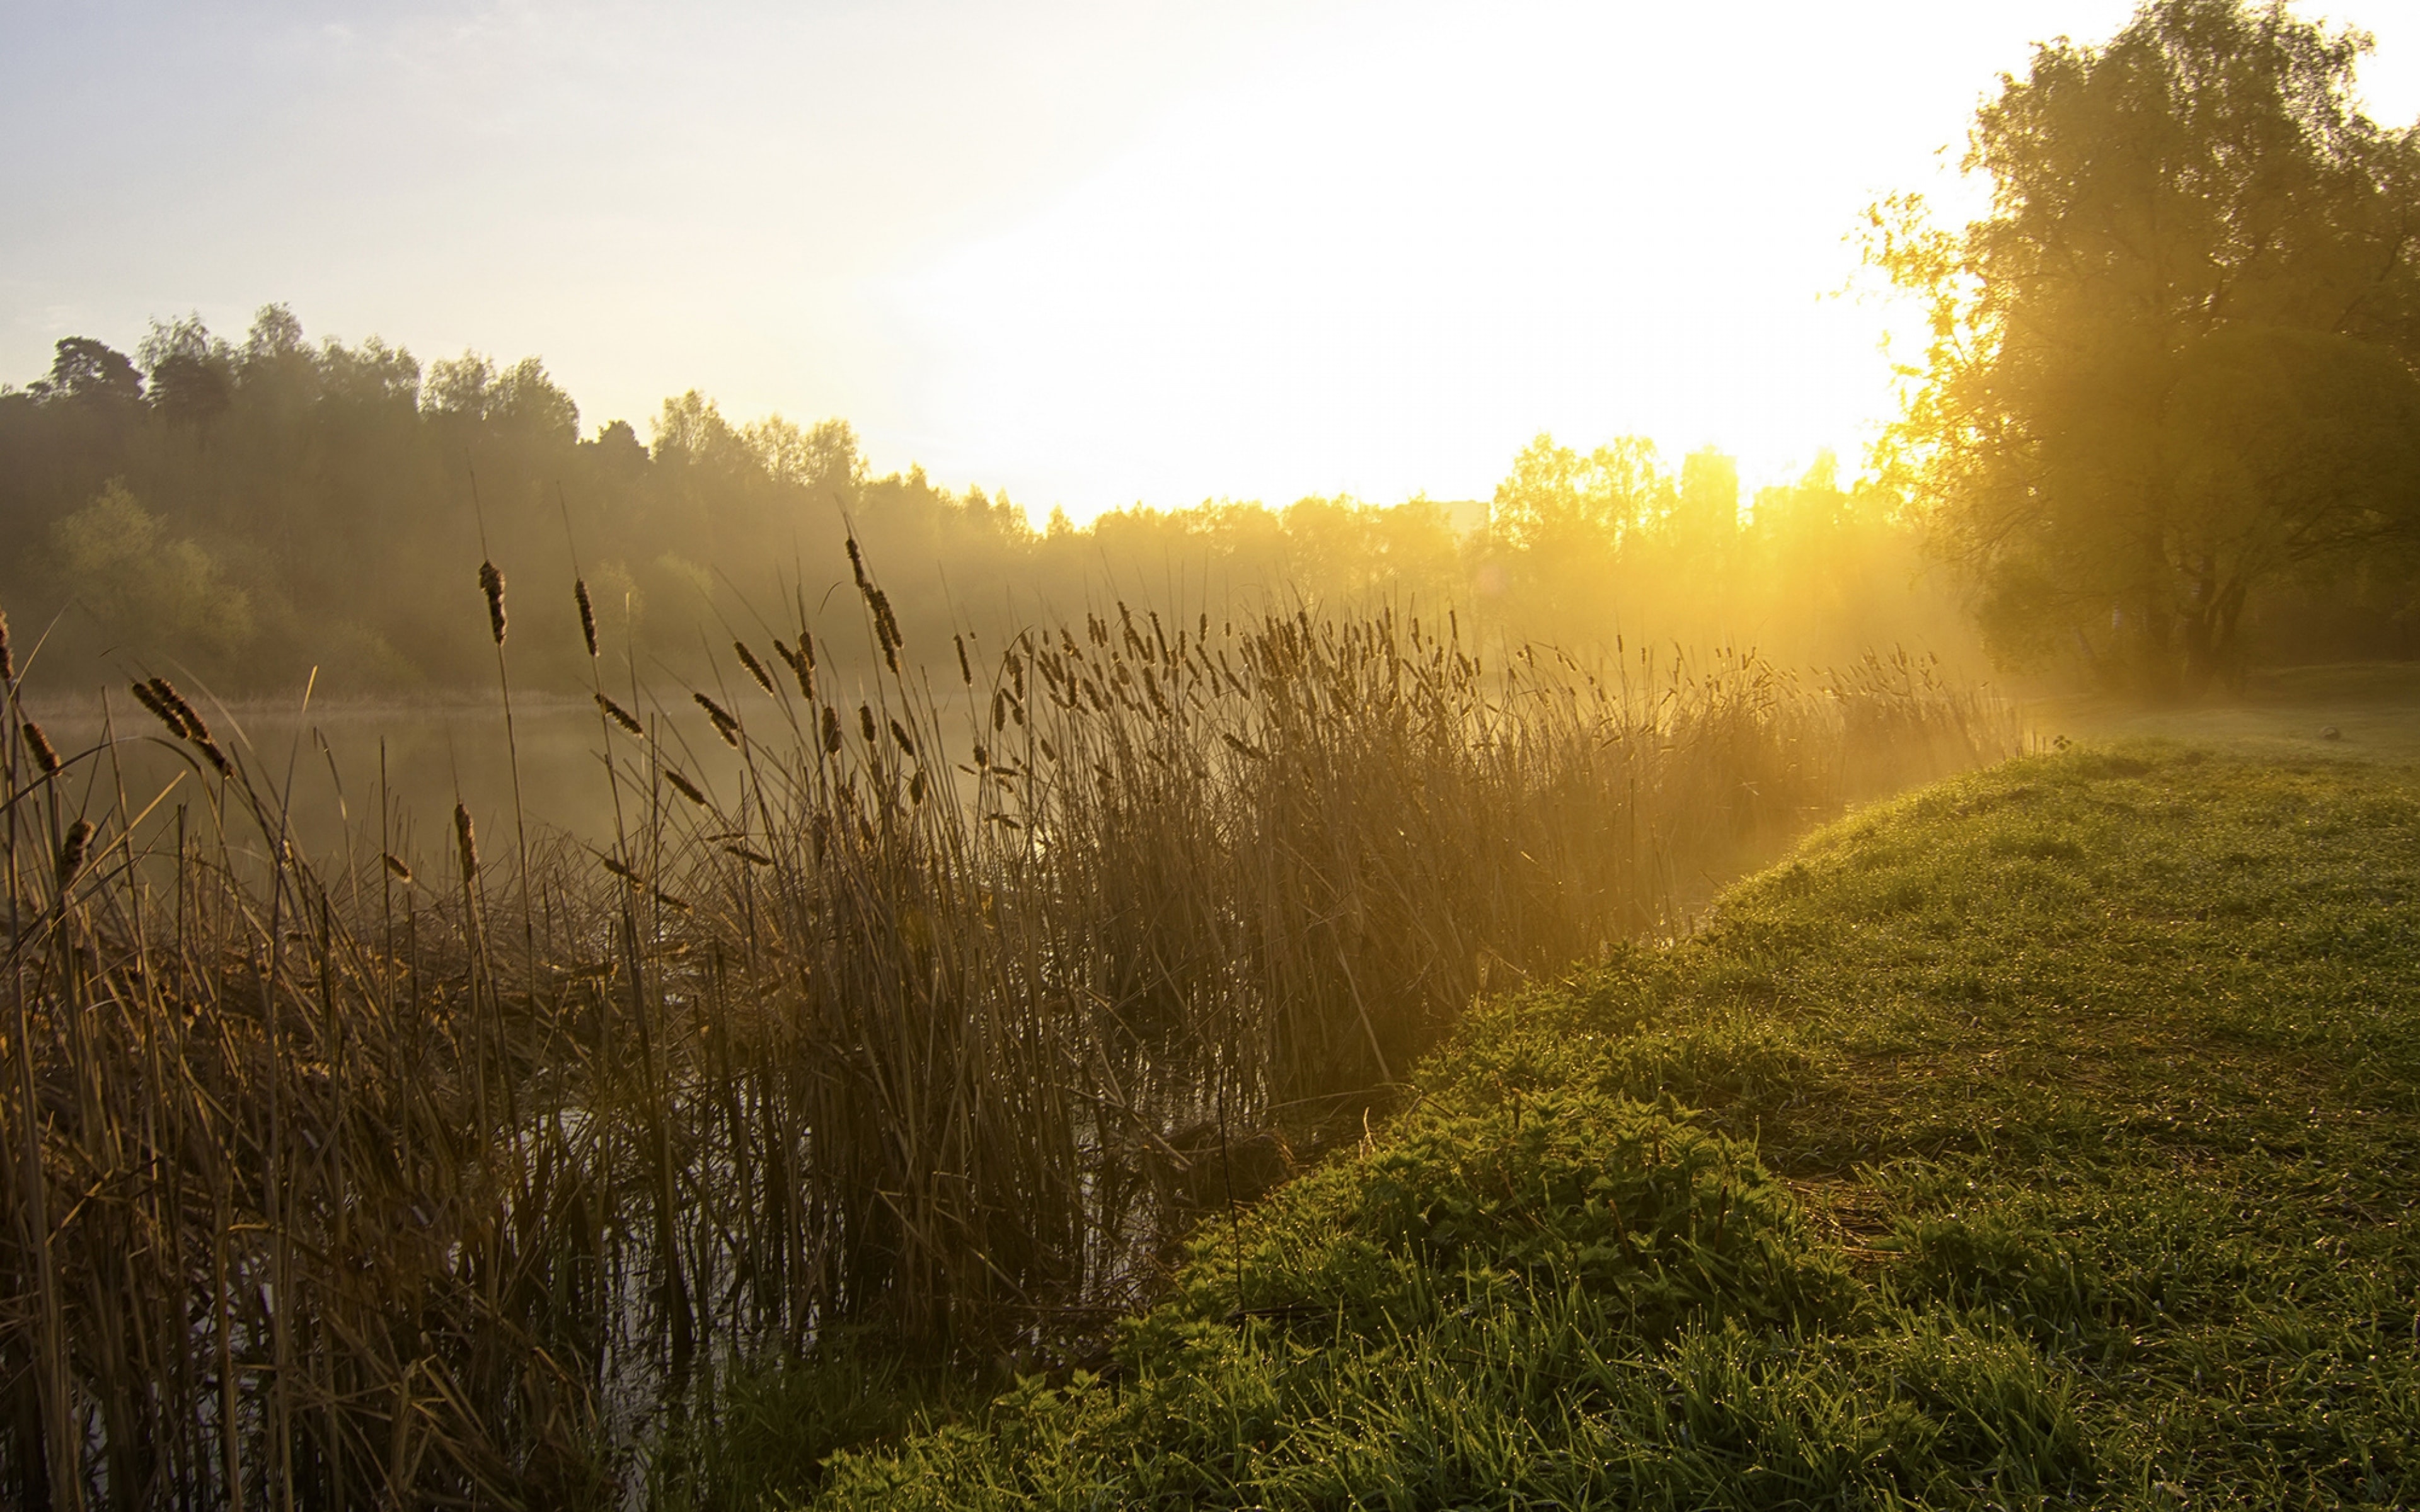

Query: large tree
1873 0 2420 692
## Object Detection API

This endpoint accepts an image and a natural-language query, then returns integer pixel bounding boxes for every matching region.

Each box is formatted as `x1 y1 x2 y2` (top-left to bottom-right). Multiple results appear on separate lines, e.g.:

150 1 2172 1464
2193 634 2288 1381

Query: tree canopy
1873 0 2420 692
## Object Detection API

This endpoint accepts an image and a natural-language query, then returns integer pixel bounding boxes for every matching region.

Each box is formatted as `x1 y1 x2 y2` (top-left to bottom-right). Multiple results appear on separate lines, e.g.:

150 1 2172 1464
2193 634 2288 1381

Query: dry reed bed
0 574 2013 1509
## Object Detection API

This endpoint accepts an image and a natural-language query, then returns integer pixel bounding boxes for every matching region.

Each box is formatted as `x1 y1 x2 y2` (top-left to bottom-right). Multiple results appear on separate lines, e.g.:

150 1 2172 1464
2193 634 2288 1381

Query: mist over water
26 696 750 864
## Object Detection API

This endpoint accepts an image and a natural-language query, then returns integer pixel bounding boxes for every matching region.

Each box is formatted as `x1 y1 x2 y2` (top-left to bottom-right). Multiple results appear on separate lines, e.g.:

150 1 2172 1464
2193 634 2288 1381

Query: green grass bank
775 740 2418 1508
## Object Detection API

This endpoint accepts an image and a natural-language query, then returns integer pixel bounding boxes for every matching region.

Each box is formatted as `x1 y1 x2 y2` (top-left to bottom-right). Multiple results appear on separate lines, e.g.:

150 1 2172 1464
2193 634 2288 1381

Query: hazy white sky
5 1 2416 519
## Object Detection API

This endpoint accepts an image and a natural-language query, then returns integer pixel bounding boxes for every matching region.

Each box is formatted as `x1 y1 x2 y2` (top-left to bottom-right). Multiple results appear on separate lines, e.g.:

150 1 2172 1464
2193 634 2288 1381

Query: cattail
575 578 598 657
382 853 413 884
955 634 972 685
735 641 776 696
23 721 60 776
55 819 92 894
654 889 691 913
846 536 869 592
156 679 205 738
869 588 901 673
135 677 192 740
820 705 842 755
596 692 645 736
453 803 479 886
478 561 507 644
723 842 773 866
666 768 708 806
858 704 877 744
889 718 916 757
909 768 928 804
130 679 175 732
992 689 1008 732
140 677 231 774
773 638 815 699
694 692 740 747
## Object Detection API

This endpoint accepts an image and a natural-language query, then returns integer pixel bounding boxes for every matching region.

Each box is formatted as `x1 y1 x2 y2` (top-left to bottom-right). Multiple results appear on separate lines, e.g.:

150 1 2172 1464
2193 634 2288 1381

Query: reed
0 558 2014 1507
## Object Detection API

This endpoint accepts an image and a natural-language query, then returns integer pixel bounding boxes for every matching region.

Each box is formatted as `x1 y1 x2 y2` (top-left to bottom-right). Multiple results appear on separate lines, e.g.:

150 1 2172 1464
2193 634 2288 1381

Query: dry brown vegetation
0 559 2012 1508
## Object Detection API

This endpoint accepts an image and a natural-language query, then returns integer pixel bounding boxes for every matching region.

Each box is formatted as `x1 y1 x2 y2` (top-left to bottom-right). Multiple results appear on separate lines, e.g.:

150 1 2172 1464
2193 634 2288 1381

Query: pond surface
23 690 759 866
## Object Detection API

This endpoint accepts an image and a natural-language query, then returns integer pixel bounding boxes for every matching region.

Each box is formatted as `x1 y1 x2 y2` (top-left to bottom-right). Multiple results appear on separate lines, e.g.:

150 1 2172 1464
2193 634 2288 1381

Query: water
23 692 755 867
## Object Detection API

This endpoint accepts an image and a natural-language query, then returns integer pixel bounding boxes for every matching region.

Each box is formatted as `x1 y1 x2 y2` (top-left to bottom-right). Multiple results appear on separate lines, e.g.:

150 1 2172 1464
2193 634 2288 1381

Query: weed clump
1151 1092 1850 1343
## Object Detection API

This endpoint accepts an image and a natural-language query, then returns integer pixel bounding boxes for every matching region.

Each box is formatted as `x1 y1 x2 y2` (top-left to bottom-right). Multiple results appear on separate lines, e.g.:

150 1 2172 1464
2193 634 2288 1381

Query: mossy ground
775 739 2420 1508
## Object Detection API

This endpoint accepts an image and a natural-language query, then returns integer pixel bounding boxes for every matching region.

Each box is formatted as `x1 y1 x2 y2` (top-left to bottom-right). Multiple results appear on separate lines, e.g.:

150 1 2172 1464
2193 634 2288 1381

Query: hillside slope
809 742 2420 1508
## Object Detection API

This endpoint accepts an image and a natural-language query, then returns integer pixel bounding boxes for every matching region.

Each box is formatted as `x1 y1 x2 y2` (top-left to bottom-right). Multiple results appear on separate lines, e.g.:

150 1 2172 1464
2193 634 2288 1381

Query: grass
801 738 2420 1509
0 562 2008 1509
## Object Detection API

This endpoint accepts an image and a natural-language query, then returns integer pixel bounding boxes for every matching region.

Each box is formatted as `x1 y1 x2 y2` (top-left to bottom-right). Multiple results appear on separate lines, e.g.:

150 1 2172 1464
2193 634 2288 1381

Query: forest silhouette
3 306 1980 699
8 291 2412 702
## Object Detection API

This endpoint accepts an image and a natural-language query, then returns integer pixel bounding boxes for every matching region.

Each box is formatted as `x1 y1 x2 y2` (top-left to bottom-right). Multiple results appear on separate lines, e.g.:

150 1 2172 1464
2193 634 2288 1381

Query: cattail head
889 718 916 757
909 767 928 805
55 819 92 895
820 704 842 755
734 641 775 696
595 691 645 736
478 561 507 645
694 691 740 747
955 634 972 685
858 704 877 745
666 767 708 806
130 679 176 733
453 803 479 885
382 852 413 884
575 578 598 658
144 677 200 740
135 678 231 775
775 638 815 699
23 721 59 776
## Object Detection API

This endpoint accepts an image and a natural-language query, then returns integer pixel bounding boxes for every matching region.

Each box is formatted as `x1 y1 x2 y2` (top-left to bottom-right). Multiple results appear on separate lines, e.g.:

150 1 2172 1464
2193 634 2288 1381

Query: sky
5 1 2417 521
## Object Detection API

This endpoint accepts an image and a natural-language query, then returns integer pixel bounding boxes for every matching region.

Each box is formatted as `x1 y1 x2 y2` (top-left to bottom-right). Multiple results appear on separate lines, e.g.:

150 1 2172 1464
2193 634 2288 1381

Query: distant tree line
0 305 1980 700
